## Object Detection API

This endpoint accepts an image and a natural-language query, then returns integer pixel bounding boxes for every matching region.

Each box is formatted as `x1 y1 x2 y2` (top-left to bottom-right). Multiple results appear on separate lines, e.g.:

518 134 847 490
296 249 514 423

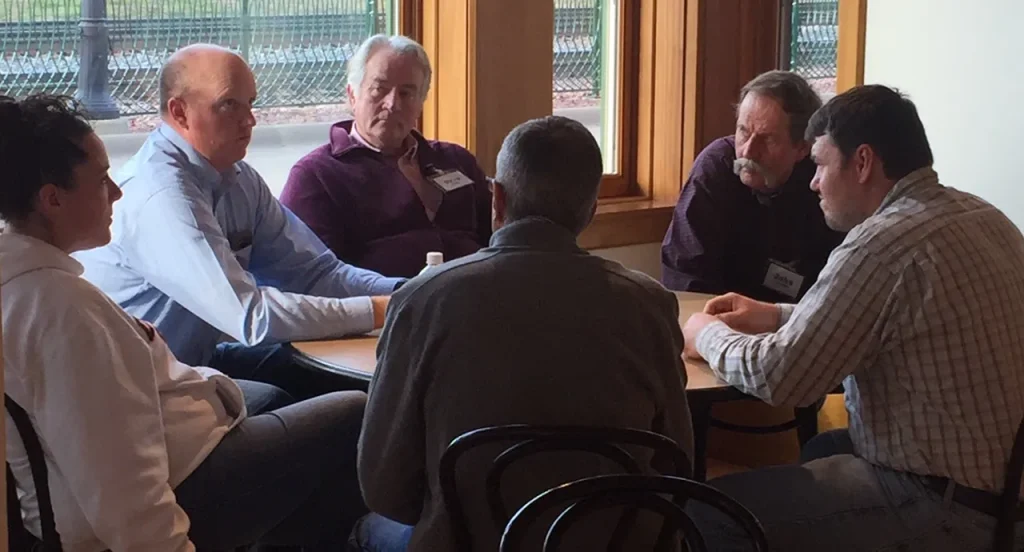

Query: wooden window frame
592 0 640 199
404 0 865 251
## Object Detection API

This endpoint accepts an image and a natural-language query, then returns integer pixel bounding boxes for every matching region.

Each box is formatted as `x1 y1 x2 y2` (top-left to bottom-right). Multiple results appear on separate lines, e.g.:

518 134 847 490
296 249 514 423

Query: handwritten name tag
763 261 805 299
430 170 475 192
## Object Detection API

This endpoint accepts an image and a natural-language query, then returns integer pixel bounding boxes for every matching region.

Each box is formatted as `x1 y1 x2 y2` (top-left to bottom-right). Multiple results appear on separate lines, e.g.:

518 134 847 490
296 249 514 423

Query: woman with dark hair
1 94 368 551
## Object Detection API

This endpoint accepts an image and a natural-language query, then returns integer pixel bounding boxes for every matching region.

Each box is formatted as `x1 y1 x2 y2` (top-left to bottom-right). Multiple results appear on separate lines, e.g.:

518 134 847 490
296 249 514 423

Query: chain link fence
789 0 838 80
1 0 837 118
1 0 602 116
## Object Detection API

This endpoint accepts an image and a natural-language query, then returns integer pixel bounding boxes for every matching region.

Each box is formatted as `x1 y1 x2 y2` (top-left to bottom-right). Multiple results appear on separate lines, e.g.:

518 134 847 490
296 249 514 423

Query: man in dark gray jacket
354 115 693 552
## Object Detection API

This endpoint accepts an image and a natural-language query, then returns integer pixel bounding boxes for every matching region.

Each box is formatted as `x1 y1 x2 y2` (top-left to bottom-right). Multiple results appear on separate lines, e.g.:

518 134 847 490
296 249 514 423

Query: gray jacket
358 217 693 551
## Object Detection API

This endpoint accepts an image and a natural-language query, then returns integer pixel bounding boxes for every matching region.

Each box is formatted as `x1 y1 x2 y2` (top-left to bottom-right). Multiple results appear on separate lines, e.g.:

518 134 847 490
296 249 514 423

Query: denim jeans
212 342 364 400
689 453 1024 551
174 385 369 550
348 513 414 552
799 428 855 463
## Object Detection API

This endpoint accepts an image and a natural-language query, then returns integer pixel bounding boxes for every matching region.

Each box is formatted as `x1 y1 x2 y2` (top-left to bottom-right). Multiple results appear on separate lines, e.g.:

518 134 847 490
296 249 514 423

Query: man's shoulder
426 139 480 168
291 143 337 173
685 136 740 192
391 249 500 305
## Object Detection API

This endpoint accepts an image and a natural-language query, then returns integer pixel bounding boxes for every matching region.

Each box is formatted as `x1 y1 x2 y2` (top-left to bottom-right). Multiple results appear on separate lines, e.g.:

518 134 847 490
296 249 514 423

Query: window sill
579 197 676 250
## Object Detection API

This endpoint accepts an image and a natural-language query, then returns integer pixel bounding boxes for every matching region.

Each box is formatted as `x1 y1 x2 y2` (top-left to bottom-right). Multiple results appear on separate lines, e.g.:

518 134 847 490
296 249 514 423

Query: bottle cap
426 252 444 266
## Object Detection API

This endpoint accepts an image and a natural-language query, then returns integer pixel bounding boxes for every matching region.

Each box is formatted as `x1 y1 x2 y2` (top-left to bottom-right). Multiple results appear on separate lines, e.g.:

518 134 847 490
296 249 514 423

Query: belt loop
943 479 956 508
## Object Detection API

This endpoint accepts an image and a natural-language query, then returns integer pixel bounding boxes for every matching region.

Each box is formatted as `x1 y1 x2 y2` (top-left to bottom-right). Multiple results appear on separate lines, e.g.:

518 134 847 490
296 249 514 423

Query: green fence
1 0 604 116
1 0 838 117
789 0 838 80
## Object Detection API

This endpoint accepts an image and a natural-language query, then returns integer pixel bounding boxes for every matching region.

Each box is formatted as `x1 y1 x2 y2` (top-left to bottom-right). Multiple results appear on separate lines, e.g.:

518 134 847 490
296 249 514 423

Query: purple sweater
281 120 492 278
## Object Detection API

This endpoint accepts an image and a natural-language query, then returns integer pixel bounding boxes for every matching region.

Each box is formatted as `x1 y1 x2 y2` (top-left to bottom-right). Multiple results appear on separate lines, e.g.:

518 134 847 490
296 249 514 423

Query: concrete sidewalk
99 106 601 198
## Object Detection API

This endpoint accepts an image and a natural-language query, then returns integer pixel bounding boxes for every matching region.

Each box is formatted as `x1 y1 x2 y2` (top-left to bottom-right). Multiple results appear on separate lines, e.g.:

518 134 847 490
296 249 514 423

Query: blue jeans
212 342 364 400
349 513 414 552
174 384 369 550
689 454 1024 551
799 428 855 463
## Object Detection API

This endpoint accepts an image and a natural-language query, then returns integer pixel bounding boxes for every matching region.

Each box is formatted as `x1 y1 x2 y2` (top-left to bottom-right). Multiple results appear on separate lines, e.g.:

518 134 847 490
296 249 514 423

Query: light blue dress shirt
76 125 404 366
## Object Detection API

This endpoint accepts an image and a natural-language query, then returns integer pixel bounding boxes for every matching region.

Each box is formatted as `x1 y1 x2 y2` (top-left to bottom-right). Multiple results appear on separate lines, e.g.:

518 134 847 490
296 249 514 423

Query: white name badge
430 170 475 192
763 261 805 299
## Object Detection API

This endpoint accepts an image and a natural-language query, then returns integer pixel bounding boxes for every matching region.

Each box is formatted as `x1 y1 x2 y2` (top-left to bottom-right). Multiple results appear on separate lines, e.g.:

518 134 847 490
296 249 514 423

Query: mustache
733 158 777 187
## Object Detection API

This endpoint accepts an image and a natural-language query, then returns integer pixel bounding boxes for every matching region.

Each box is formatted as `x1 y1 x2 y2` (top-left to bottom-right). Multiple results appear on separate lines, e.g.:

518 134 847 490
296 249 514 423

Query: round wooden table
289 291 734 393
289 291 741 481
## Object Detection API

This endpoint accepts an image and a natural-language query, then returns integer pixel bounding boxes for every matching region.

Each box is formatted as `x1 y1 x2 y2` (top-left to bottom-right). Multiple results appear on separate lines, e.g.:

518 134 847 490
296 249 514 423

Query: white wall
863 0 1024 229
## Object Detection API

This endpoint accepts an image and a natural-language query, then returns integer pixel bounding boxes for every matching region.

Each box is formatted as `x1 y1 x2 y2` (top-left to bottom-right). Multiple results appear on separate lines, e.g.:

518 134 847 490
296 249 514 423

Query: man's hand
371 296 390 329
682 312 719 360
703 292 781 335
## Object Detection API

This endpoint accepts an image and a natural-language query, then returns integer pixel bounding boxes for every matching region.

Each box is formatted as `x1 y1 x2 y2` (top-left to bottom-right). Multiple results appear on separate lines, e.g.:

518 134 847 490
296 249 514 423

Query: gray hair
347 34 432 100
495 116 603 235
738 70 822 144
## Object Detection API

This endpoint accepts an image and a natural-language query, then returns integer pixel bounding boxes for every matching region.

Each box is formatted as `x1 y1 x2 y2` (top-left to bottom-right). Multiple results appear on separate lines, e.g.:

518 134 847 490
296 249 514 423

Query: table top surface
291 291 732 392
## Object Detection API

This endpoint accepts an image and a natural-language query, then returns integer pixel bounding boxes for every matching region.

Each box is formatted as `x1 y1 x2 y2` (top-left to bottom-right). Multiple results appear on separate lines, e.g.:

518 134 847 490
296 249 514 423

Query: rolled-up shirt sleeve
696 243 901 407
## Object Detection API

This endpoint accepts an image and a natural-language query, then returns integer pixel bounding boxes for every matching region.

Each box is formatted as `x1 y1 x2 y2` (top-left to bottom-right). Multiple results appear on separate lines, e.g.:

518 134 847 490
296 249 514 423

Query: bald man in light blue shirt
77 45 402 398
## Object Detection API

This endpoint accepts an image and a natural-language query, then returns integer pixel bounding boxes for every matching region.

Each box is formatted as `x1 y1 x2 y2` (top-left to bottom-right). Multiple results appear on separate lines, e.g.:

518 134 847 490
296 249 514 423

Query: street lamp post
76 0 120 119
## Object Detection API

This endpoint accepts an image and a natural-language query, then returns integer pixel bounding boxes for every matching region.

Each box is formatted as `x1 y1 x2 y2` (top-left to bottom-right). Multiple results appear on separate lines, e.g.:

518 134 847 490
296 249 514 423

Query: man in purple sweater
661 71 845 303
281 35 492 278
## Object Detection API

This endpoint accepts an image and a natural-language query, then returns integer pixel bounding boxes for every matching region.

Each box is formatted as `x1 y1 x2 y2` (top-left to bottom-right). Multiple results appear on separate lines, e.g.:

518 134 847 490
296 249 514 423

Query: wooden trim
596 0 641 198
397 0 422 41
414 0 791 250
578 200 676 250
420 0 551 175
836 0 868 93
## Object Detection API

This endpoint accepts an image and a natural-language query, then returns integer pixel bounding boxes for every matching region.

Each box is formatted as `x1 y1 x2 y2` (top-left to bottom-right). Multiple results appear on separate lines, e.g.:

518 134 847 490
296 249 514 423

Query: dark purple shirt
281 120 492 278
661 136 845 302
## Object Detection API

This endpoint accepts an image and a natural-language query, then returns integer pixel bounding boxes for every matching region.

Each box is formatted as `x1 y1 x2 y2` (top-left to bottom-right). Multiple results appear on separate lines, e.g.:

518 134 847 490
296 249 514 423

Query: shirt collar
155 124 241 187
488 217 584 254
329 119 424 161
876 166 940 213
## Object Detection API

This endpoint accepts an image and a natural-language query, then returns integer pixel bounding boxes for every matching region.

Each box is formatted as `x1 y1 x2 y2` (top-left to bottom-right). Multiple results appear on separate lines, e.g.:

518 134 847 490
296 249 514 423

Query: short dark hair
0 94 94 223
806 85 934 181
738 70 822 144
495 116 603 235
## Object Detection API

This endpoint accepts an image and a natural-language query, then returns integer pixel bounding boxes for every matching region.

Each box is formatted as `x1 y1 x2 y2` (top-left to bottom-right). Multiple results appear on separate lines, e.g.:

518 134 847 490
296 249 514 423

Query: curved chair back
439 425 691 552
499 474 770 552
994 416 1024 552
6 394 62 551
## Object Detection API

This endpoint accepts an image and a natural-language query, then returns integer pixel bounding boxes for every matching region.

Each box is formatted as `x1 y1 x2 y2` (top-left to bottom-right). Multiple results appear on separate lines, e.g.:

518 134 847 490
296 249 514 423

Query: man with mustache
281 35 492 279
661 71 845 303
77 44 404 400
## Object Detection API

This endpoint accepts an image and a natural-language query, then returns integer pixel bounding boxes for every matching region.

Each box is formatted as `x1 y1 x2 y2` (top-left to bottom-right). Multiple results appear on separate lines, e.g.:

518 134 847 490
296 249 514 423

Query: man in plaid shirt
684 84 1024 551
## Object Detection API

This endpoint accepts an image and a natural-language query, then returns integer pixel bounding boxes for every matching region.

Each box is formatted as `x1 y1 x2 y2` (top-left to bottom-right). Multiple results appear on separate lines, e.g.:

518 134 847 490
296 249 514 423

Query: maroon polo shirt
281 120 492 278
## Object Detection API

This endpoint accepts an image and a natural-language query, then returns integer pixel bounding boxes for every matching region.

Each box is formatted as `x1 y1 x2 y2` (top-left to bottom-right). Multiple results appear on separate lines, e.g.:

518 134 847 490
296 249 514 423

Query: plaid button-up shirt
697 167 1024 492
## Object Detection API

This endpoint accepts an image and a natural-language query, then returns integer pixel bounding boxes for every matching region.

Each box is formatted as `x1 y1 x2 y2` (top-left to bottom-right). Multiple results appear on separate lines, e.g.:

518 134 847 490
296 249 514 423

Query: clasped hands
682 293 781 360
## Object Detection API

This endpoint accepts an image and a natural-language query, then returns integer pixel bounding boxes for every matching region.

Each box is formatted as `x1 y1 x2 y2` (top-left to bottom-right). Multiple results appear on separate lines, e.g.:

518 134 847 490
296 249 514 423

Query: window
553 0 638 197
781 0 840 99
1 0 403 123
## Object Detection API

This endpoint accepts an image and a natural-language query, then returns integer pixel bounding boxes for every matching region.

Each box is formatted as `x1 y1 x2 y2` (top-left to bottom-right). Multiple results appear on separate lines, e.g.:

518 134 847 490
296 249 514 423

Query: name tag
763 261 805 299
430 170 475 192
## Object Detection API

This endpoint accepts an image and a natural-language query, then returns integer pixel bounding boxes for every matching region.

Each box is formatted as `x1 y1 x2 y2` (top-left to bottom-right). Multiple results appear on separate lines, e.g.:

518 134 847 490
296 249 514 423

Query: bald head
158 44 247 116
158 43 258 171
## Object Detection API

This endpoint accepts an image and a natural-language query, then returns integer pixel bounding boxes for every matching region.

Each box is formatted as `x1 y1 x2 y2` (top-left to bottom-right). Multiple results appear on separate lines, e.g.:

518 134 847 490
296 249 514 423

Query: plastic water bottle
418 251 444 276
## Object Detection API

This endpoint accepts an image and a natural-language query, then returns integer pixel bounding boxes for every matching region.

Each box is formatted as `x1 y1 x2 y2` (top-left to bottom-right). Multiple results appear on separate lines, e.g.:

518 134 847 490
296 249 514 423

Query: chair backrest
438 424 691 552
6 394 62 551
499 474 770 552
993 416 1024 552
